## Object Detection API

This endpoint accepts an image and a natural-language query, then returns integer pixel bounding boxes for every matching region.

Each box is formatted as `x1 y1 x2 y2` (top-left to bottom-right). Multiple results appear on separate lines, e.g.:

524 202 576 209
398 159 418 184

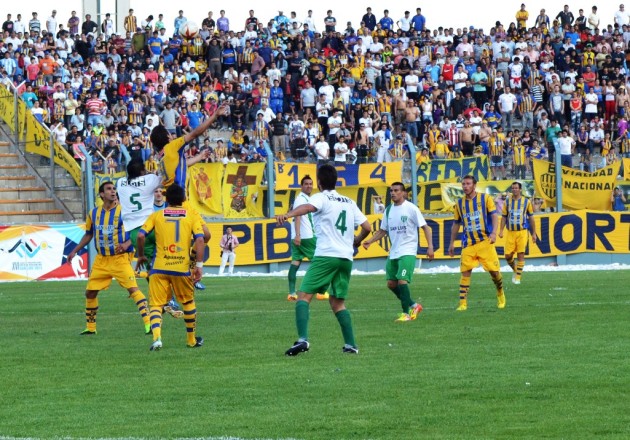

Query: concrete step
34 165 78 179
0 153 20 163
0 209 66 224
0 176 37 188
52 176 80 188
56 187 82 200
62 200 85 215
0 198 57 212
0 164 29 176
0 187 49 200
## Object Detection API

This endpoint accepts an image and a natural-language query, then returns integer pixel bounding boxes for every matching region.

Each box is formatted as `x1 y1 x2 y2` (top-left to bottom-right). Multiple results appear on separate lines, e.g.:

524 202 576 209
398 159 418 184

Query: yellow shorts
149 273 195 307
505 230 529 255
460 239 500 273
86 253 138 291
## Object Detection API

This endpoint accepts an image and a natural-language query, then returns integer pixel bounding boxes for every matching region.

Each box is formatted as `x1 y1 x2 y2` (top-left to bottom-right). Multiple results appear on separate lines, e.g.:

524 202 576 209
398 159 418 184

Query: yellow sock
459 276 471 303
506 255 516 271
516 261 525 280
149 306 162 341
183 300 197 346
491 272 504 294
130 291 150 326
85 297 98 332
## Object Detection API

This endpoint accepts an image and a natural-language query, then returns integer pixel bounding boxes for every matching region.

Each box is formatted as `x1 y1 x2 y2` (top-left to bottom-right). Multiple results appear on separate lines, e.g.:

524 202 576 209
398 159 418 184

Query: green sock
335 309 356 348
398 284 412 314
288 264 299 294
296 300 310 341
389 285 401 300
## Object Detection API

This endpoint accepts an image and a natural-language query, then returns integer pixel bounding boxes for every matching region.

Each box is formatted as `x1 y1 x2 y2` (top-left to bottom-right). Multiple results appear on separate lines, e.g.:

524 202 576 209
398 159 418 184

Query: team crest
400 216 408 223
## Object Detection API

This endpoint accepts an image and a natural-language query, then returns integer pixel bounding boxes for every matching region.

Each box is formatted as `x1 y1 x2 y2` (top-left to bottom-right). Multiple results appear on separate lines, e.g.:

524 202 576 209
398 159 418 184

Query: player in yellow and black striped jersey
448 175 505 311
511 141 528 179
67 181 151 336
498 182 537 285
136 184 205 351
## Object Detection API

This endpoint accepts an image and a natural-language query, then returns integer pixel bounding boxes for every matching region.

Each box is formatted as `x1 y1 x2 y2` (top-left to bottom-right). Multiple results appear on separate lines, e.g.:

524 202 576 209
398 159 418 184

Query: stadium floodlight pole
79 144 96 269
264 144 275 217
408 142 418 206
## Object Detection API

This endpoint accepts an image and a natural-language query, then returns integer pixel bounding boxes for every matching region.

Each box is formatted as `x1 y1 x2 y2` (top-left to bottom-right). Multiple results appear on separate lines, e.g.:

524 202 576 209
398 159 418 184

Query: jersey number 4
335 210 347 234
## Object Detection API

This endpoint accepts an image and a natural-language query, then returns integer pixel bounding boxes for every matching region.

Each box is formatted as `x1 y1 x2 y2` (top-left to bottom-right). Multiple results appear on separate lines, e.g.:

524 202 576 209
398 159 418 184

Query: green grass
1 270 630 439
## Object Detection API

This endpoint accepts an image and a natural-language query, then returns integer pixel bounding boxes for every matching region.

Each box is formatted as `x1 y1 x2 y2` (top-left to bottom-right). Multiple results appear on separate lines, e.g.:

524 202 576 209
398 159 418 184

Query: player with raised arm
150 103 228 290
276 164 372 356
136 184 205 351
67 182 151 335
448 175 506 311
498 181 537 285
287 174 329 301
362 182 435 322
117 159 184 318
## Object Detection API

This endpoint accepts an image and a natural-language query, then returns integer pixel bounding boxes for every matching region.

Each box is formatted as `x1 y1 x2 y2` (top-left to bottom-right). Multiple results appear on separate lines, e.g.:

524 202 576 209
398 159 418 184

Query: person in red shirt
442 58 454 84
26 57 41 82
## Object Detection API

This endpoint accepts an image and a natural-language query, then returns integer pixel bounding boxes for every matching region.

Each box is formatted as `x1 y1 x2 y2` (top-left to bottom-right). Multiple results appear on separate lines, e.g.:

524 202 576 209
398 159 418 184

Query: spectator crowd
1 4 630 179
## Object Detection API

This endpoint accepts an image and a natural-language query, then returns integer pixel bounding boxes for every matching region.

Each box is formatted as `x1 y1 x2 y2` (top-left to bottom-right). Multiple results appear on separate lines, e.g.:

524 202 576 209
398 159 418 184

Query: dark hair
317 164 337 190
391 181 406 192
126 158 145 181
165 183 185 206
301 174 313 185
150 124 170 152
462 174 477 184
98 181 114 194
511 181 522 189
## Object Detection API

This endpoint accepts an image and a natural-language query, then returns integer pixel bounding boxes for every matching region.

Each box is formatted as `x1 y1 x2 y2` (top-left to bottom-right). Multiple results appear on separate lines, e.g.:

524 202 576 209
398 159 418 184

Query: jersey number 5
130 193 142 213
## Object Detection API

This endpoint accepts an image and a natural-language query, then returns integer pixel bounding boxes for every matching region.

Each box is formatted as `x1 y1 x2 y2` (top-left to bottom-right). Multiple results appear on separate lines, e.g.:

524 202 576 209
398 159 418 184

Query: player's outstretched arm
362 228 387 249
354 220 372 248
67 231 94 262
275 204 316 225
183 103 229 144
421 224 434 260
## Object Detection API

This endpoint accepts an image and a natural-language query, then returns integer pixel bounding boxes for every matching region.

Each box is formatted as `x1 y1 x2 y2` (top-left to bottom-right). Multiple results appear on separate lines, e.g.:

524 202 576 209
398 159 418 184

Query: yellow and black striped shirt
501 196 533 231
454 193 497 247
512 144 527 166
86 203 131 256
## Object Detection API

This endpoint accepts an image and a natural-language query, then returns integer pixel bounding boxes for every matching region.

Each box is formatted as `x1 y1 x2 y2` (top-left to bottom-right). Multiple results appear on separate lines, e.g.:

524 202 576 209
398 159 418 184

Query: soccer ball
179 21 199 40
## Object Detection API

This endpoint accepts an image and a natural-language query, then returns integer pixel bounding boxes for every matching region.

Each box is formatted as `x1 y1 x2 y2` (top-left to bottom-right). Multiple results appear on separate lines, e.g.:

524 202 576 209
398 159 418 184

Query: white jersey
380 200 427 259
291 192 315 239
116 174 162 230
309 190 367 260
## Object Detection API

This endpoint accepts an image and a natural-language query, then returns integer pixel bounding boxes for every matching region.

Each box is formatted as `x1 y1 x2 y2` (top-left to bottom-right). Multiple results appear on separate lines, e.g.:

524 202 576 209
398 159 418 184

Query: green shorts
385 255 417 283
130 227 156 262
299 256 352 299
291 237 316 261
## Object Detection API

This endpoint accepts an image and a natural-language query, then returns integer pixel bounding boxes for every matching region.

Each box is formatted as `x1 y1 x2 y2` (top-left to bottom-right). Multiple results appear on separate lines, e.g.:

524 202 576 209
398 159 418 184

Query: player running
362 182 434 322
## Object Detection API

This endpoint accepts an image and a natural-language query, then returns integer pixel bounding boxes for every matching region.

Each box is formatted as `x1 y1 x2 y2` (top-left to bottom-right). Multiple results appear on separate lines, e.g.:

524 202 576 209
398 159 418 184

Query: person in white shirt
587 6 600 31
405 70 420 99
615 5 630 28
318 79 335 105
46 10 58 35
218 227 239 276
303 10 317 33
276 164 372 356
362 182 434 322
374 122 393 163
397 11 411 33
498 86 518 130
314 134 330 165
327 110 342 146
453 65 468 92
333 136 349 164
556 129 575 168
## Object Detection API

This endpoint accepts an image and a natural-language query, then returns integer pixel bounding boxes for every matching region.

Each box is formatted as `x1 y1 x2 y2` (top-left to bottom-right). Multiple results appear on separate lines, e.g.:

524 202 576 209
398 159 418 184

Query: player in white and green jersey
276 164 372 356
117 159 162 262
287 175 329 302
363 182 434 322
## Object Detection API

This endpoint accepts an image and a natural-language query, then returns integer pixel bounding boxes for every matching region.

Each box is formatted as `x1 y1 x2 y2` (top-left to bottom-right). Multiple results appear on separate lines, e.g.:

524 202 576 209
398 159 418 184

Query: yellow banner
196 210 630 265
533 158 620 210
623 158 630 178
0 85 15 127
222 162 265 218
24 113 82 186
274 162 403 190
187 163 223 216
441 180 537 212
416 155 489 183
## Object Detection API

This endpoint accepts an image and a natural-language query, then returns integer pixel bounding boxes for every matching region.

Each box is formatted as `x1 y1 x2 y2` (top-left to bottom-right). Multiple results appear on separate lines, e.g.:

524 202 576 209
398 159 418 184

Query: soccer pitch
1 270 629 439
